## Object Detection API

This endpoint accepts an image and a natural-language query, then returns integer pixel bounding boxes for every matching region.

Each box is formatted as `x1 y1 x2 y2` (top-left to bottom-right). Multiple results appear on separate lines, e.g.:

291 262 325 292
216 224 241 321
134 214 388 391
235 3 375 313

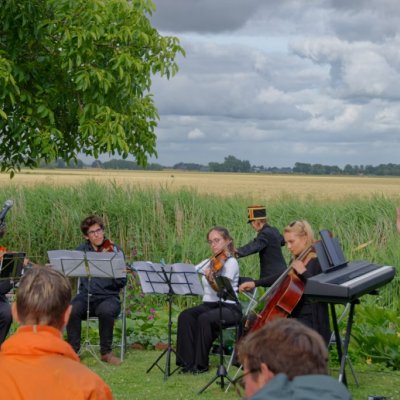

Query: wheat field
1 169 400 200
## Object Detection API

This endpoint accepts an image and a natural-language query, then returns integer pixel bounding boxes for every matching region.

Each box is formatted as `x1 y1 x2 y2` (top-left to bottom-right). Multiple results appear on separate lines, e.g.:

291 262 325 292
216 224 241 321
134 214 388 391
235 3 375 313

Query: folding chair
79 281 127 362
212 287 258 372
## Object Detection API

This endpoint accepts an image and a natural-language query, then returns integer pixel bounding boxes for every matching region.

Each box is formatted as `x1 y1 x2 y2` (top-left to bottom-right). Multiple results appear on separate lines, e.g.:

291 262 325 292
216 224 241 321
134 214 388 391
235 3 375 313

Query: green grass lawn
83 349 400 400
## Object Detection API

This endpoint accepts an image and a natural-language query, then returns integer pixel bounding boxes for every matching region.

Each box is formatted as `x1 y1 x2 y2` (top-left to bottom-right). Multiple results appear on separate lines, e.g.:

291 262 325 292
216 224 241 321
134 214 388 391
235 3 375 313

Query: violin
206 249 231 292
98 238 115 253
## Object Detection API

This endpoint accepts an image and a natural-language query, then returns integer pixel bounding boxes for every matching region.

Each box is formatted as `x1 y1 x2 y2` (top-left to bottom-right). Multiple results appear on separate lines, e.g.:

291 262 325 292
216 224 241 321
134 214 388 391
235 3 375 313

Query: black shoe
192 367 209 374
179 367 194 374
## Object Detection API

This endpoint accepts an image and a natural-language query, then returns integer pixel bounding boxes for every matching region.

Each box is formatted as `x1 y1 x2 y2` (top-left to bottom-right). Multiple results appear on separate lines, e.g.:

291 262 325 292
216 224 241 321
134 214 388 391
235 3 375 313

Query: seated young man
67 214 126 365
237 318 351 400
0 267 112 399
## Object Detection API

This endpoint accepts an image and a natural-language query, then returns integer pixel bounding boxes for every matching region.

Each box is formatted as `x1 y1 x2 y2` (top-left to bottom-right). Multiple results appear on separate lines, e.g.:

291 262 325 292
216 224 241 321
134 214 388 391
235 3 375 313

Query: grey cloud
151 0 265 33
290 37 400 100
147 1 400 167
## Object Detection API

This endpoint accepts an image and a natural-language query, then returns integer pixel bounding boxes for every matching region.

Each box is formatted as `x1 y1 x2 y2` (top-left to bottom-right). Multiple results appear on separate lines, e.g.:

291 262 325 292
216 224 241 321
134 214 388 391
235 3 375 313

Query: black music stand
0 252 26 301
48 250 126 361
198 275 238 394
132 261 204 381
0 252 26 281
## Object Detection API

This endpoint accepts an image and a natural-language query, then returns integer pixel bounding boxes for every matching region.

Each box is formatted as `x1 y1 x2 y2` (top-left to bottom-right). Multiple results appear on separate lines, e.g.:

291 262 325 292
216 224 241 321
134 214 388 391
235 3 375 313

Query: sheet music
48 250 127 279
131 261 204 296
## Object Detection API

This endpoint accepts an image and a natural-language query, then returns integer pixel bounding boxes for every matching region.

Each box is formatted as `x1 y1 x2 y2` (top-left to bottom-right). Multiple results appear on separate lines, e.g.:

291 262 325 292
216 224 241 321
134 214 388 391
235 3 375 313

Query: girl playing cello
240 220 330 344
176 226 242 374
284 220 330 344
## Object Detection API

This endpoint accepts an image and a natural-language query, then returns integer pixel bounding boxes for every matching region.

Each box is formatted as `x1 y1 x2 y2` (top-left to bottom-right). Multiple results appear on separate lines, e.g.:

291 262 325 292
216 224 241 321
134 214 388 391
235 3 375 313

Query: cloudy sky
147 0 400 168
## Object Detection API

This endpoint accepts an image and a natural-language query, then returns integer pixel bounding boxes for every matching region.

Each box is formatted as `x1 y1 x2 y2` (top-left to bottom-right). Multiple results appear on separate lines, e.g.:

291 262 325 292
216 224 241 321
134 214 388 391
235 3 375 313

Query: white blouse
195 257 240 304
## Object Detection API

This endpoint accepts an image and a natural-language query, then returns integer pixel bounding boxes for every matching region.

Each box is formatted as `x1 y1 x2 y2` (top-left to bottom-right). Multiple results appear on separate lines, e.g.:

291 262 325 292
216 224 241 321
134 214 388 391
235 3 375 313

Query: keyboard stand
330 302 359 387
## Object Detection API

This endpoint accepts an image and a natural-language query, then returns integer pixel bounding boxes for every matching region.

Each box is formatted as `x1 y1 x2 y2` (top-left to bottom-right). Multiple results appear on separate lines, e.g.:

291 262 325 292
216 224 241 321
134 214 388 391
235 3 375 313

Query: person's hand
239 281 256 292
23 258 34 269
291 259 307 275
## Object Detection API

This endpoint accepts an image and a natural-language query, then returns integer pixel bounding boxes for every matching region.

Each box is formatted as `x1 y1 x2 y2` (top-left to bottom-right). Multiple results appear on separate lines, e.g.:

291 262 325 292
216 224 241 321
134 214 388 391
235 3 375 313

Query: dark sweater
236 223 287 285
75 240 126 300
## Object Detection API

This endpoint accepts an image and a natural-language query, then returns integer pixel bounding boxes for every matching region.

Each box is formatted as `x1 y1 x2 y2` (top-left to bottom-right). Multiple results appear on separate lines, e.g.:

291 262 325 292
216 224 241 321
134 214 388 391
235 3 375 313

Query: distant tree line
292 162 400 176
38 157 400 176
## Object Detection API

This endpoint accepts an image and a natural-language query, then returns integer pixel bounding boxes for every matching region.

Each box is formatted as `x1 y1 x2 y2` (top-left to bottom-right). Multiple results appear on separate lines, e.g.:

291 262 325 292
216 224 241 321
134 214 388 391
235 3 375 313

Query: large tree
0 0 184 175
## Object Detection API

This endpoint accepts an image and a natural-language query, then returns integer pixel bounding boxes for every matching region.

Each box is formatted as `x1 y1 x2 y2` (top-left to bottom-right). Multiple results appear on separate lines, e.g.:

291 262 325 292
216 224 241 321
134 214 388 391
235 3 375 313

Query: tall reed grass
1 181 399 309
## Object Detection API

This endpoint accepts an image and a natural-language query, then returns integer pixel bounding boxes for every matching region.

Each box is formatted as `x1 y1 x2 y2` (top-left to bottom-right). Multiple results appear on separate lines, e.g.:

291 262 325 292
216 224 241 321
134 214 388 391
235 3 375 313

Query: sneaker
100 352 122 366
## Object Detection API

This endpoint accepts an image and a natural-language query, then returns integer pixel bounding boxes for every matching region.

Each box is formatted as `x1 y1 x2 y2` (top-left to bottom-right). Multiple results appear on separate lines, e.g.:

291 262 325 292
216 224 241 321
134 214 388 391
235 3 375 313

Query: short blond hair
16 267 71 329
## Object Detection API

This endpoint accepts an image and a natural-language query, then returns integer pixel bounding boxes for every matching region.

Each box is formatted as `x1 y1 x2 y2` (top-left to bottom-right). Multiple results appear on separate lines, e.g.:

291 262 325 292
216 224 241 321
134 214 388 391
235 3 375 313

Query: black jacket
236 224 287 285
0 280 12 302
291 257 331 344
75 240 126 300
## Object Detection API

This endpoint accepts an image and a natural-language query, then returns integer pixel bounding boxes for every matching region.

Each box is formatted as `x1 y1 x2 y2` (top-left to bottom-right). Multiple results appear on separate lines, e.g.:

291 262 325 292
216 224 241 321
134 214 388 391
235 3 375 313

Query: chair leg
120 312 126 361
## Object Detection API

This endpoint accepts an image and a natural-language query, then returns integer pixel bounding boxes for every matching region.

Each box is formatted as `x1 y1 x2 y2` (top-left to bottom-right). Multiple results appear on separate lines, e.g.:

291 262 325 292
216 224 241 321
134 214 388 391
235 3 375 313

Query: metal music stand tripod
48 249 127 361
0 252 26 301
198 275 238 394
132 261 204 381
0 252 25 281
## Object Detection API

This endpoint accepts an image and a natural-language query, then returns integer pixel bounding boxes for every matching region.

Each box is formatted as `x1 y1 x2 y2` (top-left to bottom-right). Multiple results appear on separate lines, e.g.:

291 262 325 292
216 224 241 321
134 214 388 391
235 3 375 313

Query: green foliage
82 349 400 399
209 155 251 173
352 305 400 369
101 159 163 171
0 0 184 173
122 273 176 348
2 181 400 370
128 306 172 348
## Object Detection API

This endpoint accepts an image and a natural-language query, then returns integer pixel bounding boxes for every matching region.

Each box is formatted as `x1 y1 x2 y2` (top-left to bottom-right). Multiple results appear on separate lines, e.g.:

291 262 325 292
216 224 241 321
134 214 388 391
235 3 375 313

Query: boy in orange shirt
0 267 113 400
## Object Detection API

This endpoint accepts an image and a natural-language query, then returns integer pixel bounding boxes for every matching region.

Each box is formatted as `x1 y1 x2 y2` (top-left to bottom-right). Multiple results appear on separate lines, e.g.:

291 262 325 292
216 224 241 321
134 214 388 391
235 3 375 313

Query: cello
245 244 316 334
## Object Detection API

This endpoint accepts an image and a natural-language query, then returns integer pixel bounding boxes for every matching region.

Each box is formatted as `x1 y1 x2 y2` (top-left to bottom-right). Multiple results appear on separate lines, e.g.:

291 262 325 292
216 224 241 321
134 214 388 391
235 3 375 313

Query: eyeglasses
232 367 261 399
87 228 103 236
207 238 222 245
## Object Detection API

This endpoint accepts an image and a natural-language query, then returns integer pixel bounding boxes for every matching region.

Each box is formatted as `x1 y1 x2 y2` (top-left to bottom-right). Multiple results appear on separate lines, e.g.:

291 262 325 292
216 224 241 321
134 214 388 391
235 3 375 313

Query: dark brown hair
80 214 105 235
238 318 328 379
206 226 235 253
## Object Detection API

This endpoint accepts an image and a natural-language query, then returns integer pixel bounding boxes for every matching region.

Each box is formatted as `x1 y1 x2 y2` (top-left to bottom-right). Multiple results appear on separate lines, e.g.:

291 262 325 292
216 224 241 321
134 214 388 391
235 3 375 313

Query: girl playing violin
176 226 242 374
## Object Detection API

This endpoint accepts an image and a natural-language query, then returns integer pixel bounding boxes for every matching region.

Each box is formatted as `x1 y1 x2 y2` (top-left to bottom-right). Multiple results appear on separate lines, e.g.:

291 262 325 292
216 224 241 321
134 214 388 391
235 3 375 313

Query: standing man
66 214 126 366
0 267 112 399
236 205 286 289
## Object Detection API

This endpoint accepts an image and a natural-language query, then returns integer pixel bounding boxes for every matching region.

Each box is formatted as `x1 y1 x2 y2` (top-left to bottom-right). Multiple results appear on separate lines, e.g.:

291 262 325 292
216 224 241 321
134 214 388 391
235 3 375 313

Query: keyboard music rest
304 262 396 304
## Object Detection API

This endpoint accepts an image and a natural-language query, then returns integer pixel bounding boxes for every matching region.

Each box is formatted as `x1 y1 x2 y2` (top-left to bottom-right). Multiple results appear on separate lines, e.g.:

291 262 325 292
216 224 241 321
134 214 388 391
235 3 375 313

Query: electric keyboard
304 260 396 303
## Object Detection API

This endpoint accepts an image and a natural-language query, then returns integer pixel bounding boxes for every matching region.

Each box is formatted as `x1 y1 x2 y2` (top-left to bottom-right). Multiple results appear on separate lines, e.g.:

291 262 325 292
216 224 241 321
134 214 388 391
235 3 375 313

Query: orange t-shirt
0 325 113 400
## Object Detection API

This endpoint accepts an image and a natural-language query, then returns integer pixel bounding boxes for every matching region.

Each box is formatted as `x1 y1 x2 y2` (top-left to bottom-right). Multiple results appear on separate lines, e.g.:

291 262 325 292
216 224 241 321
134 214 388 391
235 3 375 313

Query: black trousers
176 302 242 370
66 295 121 355
0 300 12 345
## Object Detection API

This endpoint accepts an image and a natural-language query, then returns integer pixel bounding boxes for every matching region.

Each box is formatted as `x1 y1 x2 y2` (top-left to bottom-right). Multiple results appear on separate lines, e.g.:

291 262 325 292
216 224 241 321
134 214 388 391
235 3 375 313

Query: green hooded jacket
250 373 352 400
